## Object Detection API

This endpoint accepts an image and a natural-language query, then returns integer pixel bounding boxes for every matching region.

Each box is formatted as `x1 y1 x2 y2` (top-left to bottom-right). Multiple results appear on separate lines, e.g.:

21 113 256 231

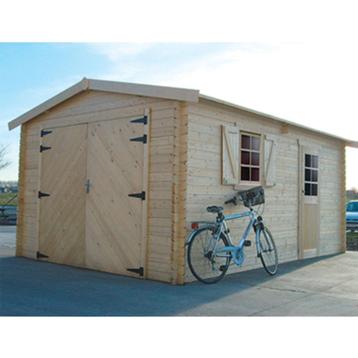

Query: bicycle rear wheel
258 227 278 275
187 228 231 284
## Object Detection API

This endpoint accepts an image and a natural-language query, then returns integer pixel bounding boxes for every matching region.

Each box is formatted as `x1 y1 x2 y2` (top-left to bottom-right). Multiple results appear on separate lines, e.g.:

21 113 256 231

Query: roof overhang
346 141 358 148
8 78 200 130
199 94 358 148
7 78 358 148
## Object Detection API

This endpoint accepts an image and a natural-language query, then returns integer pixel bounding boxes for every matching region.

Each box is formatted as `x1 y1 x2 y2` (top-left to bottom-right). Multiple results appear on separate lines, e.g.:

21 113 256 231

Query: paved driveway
0 225 16 257
1 226 358 316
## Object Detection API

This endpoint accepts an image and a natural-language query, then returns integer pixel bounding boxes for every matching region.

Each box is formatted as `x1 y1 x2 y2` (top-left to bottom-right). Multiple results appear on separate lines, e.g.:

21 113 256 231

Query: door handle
85 179 91 193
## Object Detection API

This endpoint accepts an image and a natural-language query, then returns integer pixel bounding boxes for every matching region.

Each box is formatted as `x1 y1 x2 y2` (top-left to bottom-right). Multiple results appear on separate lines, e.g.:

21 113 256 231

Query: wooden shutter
264 134 277 187
222 125 239 185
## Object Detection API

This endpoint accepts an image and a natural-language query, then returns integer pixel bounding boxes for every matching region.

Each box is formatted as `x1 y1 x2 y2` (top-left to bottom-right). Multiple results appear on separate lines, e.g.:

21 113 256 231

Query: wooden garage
9 78 358 284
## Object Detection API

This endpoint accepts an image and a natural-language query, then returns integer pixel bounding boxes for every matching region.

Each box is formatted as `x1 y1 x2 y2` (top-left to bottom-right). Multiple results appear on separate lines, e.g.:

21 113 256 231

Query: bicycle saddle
206 206 224 213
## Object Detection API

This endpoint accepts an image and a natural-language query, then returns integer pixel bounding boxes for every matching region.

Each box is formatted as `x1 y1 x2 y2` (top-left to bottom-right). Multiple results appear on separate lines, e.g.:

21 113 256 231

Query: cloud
89 42 358 188
90 42 280 87
88 42 358 141
2 43 357 186
90 43 153 61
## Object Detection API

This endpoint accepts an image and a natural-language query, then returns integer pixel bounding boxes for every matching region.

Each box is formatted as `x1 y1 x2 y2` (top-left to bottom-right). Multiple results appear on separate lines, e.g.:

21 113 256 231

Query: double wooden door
38 116 147 277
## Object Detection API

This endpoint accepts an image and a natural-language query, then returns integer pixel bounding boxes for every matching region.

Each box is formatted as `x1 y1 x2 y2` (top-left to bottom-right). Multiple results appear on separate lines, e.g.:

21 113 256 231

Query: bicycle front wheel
258 227 278 275
187 228 231 284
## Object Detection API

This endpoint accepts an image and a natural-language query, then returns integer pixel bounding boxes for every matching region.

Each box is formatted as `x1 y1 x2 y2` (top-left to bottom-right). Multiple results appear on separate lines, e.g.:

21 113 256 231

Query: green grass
0 192 18 206
347 231 358 240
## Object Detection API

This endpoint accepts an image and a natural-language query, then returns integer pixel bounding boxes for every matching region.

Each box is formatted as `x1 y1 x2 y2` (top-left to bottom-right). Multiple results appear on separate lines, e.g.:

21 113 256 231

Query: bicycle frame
187 208 265 266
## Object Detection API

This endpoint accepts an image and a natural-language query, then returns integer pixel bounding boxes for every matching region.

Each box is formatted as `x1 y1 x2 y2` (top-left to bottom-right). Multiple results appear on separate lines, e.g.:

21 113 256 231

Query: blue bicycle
187 186 278 284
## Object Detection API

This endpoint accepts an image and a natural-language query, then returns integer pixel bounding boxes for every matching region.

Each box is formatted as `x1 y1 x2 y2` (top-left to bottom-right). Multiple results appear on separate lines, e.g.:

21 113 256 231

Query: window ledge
233 182 276 190
234 182 262 190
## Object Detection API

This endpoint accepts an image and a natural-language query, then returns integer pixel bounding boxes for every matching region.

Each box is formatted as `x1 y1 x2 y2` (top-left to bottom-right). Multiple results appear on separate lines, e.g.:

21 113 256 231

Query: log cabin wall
16 90 183 283
14 89 346 285
183 98 345 282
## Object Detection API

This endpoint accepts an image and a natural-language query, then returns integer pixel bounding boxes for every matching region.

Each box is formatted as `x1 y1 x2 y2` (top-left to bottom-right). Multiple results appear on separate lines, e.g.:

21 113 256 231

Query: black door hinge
38 191 50 199
40 145 51 152
36 251 49 259
127 267 144 276
40 129 53 137
130 134 147 144
130 115 148 125
128 191 146 200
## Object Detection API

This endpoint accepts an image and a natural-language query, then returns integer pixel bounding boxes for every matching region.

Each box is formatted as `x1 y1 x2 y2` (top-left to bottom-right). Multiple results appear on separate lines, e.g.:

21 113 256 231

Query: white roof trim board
199 94 358 147
7 78 358 148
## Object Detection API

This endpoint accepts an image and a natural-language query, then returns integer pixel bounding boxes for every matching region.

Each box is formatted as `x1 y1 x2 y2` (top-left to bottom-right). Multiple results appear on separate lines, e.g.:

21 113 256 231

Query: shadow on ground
0 253 346 316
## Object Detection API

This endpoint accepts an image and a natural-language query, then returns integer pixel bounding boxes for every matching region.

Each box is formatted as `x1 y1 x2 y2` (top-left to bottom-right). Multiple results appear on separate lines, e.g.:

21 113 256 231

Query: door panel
39 124 87 267
303 204 319 254
299 146 320 259
85 118 144 276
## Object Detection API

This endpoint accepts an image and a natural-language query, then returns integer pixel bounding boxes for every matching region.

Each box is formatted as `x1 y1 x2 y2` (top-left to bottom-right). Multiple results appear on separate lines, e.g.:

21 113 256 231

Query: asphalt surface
0 225 16 257
1 225 358 316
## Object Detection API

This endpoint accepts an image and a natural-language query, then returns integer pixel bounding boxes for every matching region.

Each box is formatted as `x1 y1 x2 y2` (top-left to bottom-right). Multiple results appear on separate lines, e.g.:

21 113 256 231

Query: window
240 133 261 182
304 154 318 196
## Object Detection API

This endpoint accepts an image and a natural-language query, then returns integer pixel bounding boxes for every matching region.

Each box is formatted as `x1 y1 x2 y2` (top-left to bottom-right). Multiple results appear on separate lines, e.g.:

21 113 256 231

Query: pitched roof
8 78 199 130
199 94 358 147
7 78 358 148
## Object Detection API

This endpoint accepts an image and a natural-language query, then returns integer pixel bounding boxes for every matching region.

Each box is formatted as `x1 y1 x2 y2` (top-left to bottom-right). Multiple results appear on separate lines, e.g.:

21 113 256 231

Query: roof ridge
7 78 358 148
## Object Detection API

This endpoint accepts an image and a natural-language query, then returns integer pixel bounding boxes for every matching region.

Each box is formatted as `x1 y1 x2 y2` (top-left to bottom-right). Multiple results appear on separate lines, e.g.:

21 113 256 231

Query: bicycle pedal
244 240 252 247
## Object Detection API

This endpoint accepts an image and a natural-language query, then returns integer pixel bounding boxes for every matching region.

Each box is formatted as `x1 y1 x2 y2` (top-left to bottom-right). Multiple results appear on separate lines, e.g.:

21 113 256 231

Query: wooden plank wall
15 125 27 256
16 90 181 283
184 99 345 282
16 90 345 284
146 101 182 283
318 143 344 255
171 103 189 284
340 144 346 252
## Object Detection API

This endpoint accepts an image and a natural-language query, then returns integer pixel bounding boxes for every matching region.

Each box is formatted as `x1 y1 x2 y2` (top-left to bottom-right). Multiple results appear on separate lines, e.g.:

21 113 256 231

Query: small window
304 154 319 196
240 133 261 182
